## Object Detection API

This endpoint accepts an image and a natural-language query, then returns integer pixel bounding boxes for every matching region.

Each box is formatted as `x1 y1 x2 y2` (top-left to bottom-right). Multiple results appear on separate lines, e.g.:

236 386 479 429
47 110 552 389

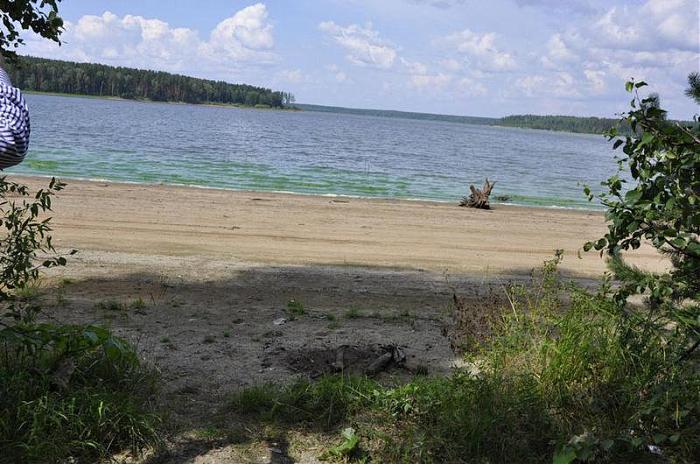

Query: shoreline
11 175 663 278
15 173 604 212
23 90 296 111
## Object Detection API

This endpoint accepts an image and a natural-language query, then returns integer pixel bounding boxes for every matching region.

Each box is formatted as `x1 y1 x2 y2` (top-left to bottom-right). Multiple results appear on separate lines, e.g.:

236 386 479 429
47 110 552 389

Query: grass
344 307 364 319
129 297 147 310
95 299 126 311
0 324 161 463
285 299 305 320
224 257 700 463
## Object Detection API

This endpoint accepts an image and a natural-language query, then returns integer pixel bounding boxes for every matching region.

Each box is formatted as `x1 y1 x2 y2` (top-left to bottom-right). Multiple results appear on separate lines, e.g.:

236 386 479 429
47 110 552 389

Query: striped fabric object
0 67 30 170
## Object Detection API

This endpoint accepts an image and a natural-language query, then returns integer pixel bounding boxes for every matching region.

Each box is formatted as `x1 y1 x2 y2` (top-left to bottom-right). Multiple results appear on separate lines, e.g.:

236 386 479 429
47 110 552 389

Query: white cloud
203 3 275 61
515 72 578 98
591 0 699 51
318 21 397 69
23 4 276 76
440 29 516 71
457 77 487 96
409 73 452 89
278 69 305 83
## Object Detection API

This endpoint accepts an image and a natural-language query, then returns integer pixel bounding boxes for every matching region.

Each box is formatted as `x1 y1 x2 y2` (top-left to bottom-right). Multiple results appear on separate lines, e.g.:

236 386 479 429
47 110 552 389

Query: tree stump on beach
460 178 495 209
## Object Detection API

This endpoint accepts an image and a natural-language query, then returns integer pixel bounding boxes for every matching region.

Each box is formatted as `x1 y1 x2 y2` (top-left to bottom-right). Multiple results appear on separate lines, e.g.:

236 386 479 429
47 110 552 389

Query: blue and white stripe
0 67 30 170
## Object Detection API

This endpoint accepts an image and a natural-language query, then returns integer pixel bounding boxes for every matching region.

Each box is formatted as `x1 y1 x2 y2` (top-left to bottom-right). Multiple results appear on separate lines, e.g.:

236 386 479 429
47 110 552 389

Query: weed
95 299 125 311
413 365 429 376
0 324 161 462
223 331 231 338
285 299 305 319
328 320 341 330
344 307 363 319
129 297 147 310
203 335 215 344
225 257 700 463
160 336 171 343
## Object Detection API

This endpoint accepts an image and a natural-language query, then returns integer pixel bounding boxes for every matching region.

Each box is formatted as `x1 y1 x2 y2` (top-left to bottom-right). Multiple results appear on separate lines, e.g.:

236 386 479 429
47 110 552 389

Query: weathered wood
460 178 496 209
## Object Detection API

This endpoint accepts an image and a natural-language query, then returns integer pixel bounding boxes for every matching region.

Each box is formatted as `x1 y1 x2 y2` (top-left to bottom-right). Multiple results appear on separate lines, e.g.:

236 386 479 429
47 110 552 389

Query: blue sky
23 0 700 118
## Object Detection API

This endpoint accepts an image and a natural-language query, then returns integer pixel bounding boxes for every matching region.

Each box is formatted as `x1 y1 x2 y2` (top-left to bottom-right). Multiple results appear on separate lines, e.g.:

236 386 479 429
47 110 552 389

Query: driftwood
460 178 495 209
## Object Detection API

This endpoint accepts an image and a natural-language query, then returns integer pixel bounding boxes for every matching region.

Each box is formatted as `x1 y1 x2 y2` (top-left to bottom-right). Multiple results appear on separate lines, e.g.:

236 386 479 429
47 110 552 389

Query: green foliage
584 79 699 358
7 55 295 107
320 427 362 461
0 323 161 462
228 375 379 429
685 72 700 105
0 177 71 322
228 257 699 463
286 298 305 319
0 1 64 62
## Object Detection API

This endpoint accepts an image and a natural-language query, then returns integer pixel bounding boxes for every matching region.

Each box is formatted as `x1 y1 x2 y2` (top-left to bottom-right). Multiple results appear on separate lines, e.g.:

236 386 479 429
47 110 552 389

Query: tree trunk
460 178 495 209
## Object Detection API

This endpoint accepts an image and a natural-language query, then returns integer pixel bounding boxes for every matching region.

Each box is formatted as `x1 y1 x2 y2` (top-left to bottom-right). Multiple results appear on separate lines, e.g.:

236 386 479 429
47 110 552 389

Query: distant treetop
7 56 295 108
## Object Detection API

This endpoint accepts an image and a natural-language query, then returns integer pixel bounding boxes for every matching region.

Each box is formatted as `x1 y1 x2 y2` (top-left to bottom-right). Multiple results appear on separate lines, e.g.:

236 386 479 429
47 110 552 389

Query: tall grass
226 256 699 463
0 324 161 463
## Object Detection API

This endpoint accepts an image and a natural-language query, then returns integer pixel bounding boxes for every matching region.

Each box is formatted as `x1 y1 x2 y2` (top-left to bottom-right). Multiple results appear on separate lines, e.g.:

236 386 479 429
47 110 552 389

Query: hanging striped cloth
0 66 30 170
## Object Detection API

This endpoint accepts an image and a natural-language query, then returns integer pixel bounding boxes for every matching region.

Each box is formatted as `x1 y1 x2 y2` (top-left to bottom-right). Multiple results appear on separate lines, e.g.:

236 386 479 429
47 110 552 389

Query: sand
15 175 665 277
9 175 667 461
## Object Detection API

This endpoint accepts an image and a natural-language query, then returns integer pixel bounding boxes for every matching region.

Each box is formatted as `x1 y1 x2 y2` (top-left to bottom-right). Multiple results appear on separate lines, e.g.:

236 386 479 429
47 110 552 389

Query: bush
0 324 161 463
0 178 162 462
227 255 699 463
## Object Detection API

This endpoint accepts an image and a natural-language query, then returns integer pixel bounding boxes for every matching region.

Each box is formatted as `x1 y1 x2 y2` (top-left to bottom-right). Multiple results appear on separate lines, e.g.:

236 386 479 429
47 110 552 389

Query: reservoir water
15 94 617 209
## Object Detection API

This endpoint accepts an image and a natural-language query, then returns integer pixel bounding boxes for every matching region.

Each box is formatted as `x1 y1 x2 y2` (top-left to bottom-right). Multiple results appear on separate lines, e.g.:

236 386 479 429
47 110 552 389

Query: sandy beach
16 175 664 277
7 175 670 461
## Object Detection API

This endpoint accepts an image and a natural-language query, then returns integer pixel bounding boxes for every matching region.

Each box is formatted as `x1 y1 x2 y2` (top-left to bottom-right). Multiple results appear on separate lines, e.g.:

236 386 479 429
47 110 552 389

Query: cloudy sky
23 0 700 118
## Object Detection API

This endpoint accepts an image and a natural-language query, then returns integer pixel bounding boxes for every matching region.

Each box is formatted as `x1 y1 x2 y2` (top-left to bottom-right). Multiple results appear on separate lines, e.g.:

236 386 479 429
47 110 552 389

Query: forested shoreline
7 56 294 108
497 114 628 134
6 56 676 134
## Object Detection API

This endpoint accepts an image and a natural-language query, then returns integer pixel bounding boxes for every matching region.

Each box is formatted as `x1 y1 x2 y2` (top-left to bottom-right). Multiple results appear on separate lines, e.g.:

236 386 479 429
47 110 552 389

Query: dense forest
6 56 294 108
497 114 628 134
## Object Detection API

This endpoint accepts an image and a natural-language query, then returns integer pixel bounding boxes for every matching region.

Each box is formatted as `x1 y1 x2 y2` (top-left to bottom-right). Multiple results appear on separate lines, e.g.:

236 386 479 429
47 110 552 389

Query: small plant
95 299 125 311
203 335 215 344
129 297 146 310
286 298 305 320
413 365 429 376
320 427 361 460
223 331 231 338
160 336 171 343
0 177 73 322
344 307 363 319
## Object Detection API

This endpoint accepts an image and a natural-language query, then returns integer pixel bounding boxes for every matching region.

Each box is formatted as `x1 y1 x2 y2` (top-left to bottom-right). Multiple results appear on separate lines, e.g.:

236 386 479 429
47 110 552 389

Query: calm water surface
15 94 617 209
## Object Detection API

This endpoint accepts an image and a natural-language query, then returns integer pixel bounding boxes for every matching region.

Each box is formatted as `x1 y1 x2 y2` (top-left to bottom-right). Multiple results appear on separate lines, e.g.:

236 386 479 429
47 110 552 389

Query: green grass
129 297 147 310
95 299 126 311
285 299 305 320
0 324 161 463
224 258 700 463
344 307 364 319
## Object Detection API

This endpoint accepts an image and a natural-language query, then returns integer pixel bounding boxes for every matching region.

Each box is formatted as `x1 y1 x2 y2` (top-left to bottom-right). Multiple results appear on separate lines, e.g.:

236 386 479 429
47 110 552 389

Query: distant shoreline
23 90 300 112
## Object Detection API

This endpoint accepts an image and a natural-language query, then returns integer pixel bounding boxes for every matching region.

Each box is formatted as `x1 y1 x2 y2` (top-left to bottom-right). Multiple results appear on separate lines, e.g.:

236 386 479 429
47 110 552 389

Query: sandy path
14 176 665 277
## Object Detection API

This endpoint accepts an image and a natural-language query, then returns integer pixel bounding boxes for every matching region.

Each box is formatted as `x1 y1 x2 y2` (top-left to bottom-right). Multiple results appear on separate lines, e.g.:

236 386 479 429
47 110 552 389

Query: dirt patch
281 344 406 378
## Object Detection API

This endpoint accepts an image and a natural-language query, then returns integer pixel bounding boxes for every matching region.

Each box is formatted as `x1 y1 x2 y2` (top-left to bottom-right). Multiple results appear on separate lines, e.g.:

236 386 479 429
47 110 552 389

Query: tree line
6 55 295 108
497 114 630 135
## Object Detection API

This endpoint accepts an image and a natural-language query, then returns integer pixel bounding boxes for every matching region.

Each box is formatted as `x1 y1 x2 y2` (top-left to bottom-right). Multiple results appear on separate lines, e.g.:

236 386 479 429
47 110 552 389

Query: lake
15 94 617 209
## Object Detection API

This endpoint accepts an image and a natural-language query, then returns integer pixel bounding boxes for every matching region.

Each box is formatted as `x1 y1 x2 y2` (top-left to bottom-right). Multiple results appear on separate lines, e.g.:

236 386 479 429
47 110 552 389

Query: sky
21 0 700 118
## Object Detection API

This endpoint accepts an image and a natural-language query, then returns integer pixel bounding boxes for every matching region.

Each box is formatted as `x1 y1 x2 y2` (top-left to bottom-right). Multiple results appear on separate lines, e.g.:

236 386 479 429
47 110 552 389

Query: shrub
0 324 161 462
